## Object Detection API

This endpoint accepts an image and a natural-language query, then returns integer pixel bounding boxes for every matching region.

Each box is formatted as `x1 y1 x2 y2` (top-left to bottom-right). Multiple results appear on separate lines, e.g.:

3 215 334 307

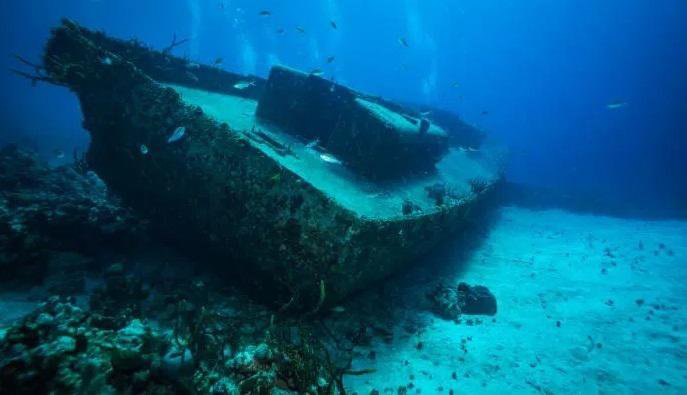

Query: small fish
305 139 320 149
310 68 324 76
420 111 431 117
330 20 337 29
139 144 149 155
606 101 627 110
330 306 345 313
100 56 113 66
398 37 409 47
213 57 223 66
320 153 342 164
233 80 255 90
259 10 271 16
295 26 306 33
481 110 489 115
450 82 460 88
187 62 200 69
276 27 285 35
53 149 65 159
167 126 186 143
326 55 336 64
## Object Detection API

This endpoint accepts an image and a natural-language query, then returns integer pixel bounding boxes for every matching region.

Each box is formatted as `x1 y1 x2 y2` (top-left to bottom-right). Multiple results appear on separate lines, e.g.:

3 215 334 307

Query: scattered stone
427 282 497 320
457 283 497 315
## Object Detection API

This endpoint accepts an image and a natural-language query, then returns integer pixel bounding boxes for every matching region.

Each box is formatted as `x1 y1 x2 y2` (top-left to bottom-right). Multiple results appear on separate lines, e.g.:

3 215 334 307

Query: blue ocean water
0 1 686 394
2 0 686 213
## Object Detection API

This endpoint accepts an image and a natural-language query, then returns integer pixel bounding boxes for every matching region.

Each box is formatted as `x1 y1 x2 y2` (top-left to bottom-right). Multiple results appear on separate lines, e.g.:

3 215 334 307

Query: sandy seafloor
1 206 685 394
344 206 687 394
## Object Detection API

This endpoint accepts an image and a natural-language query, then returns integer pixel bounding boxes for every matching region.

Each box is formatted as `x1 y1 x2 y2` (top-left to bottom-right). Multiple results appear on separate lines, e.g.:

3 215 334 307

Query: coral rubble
0 296 175 394
0 268 350 394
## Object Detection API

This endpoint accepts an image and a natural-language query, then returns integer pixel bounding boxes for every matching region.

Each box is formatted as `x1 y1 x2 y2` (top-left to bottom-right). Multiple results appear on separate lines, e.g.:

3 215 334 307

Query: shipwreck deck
167 83 500 219
41 19 504 307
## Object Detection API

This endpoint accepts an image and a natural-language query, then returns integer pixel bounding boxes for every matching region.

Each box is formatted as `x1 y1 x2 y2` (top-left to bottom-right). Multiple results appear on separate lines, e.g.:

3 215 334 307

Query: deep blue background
1 0 685 214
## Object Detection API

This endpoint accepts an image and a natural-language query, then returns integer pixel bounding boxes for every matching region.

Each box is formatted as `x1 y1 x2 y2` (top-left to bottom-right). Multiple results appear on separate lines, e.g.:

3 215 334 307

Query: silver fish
606 101 627 110
233 81 255 90
319 153 342 164
167 126 186 143
139 144 149 155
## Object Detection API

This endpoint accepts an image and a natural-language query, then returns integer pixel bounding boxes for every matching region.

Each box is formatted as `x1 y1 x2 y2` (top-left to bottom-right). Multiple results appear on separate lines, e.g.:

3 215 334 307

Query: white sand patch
345 207 687 394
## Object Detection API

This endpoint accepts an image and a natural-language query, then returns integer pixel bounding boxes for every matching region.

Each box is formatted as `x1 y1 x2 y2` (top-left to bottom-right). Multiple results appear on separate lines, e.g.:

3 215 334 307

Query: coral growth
0 145 144 286
0 267 350 394
424 182 465 207
468 177 489 195
0 296 175 394
89 263 149 329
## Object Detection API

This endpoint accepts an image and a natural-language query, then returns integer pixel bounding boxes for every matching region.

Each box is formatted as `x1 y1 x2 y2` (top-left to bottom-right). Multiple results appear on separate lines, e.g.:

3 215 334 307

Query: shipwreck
37 20 503 311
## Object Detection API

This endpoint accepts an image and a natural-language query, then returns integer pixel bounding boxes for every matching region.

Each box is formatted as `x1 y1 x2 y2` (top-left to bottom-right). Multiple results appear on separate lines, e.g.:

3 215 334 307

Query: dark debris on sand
427 282 497 321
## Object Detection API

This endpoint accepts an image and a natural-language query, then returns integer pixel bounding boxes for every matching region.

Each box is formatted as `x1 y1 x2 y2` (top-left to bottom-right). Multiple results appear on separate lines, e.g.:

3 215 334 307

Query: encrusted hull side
43 20 498 309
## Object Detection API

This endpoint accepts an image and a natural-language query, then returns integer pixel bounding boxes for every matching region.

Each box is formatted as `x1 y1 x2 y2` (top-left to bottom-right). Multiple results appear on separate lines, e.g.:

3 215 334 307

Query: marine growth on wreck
2 3 686 395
